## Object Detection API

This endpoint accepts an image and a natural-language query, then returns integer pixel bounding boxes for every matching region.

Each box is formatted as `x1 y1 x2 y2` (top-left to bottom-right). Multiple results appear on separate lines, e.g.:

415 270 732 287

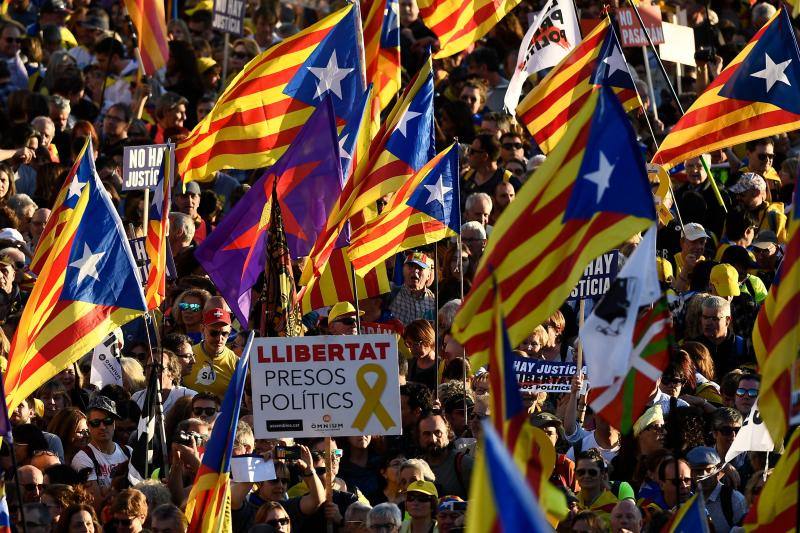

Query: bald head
610 499 642 533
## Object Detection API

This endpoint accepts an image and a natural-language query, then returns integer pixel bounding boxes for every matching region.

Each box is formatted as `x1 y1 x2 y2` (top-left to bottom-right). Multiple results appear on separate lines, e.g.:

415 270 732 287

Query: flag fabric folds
0 483 11 533
517 17 640 154
4 138 147 413
363 0 401 109
581 225 661 389
348 144 460 276
128 355 163 484
195 98 344 327
176 5 365 182
123 0 169 74
417 0 523 58
263 182 304 337
587 296 673 434
453 85 656 362
653 7 800 167
300 57 435 287
743 426 799 531
186 332 254 533
665 493 711 533
752 173 800 443
144 146 172 310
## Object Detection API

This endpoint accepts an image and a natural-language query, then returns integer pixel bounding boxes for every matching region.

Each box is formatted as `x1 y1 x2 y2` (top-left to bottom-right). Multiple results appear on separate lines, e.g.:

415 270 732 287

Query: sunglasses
208 329 231 338
405 492 431 502
662 376 685 386
177 352 194 359
178 302 201 312
757 153 775 162
193 406 218 416
716 426 740 436
576 468 600 477
88 417 114 428
736 388 759 398
267 518 290 527
502 142 523 150
334 317 356 326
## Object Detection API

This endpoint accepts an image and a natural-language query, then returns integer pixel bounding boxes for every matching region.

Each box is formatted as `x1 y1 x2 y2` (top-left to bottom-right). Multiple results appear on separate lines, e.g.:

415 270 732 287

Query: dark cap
720 245 759 269
443 395 474 413
86 395 120 419
81 15 109 31
530 411 563 429
175 181 201 196
686 446 721 467
41 0 72 13
12 423 48 450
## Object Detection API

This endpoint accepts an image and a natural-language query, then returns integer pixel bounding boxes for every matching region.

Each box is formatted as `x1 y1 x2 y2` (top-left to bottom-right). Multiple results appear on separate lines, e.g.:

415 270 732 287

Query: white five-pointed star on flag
308 51 353 99
750 53 792 92
338 133 352 161
423 176 452 206
395 108 422 137
602 46 627 78
583 152 614 204
68 176 87 200
69 243 106 285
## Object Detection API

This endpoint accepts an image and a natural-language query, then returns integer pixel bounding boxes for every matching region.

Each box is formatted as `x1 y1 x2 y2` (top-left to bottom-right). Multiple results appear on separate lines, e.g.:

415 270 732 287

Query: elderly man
389 252 435 325
672 222 710 292
675 154 729 239
729 173 787 243
464 192 492 228
0 252 22 321
687 446 747 532
690 296 752 378
461 221 487 263
610 499 642 533
18 465 44 503
28 207 50 250
326 301 361 335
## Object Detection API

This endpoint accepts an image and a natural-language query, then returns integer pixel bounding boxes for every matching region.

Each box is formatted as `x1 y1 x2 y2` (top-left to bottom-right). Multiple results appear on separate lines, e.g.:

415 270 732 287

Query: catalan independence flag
743 426 799 531
517 17 640 154
752 173 800 443
453 85 655 362
4 138 147 413
653 6 800 167
418 0 522 58
144 146 172 310
123 0 169 74
300 57 435 287
363 0 401 110
348 144 459 276
664 493 711 533
177 5 365 183
186 332 253 533
0 483 10 533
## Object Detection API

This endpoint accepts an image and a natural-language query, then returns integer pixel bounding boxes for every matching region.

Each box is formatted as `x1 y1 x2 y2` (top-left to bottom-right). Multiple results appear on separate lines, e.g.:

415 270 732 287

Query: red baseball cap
203 308 231 326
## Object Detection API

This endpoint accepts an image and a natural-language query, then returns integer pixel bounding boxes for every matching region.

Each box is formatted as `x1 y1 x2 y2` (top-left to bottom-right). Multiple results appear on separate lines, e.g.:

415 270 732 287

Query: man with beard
416 412 472 499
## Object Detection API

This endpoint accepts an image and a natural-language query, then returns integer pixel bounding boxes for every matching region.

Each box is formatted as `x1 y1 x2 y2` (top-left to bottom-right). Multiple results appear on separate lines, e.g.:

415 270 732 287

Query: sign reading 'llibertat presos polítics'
250 335 402 439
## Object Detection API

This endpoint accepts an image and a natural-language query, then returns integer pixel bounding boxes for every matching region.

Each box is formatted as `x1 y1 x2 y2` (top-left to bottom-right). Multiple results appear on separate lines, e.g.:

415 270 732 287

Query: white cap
729 173 767 194
0 228 25 243
681 222 709 241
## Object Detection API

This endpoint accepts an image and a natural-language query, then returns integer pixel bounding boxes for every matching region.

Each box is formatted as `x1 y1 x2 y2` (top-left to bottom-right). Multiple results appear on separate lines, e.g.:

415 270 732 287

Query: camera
274 445 303 460
175 430 205 447
694 46 716 63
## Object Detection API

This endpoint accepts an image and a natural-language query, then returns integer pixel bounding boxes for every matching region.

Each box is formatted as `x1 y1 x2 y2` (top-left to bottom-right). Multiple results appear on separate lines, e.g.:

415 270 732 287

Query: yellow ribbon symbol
352 364 395 432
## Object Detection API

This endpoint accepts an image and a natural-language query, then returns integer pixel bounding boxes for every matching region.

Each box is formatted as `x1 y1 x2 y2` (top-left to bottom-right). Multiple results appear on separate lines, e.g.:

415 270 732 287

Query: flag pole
0 371 29 533
576 299 587 424
350 265 362 334
221 32 230 89
624 0 726 212
434 245 440 399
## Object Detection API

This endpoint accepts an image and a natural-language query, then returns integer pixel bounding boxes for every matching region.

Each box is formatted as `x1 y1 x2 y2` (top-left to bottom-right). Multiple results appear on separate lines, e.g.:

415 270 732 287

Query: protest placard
250 335 402 438
361 321 402 335
128 237 149 288
659 22 696 67
122 144 169 191
616 5 664 48
212 0 246 36
513 356 586 393
89 331 123 388
567 250 619 301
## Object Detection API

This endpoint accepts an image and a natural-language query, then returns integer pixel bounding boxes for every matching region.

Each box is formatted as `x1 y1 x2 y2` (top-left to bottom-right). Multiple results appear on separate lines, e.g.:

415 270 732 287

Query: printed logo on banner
212 0 246 35
567 250 619 301
122 144 169 191
250 335 402 438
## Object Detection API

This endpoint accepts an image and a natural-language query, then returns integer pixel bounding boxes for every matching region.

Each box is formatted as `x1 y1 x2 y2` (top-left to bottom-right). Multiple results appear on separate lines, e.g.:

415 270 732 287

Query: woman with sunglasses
47 407 89 465
255 501 292 532
171 288 211 343
399 480 438 533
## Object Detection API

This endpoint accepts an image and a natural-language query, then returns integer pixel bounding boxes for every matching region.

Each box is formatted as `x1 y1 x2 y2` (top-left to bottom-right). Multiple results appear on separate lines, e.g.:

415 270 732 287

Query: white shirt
565 427 621 464
131 385 196 415
71 442 132 488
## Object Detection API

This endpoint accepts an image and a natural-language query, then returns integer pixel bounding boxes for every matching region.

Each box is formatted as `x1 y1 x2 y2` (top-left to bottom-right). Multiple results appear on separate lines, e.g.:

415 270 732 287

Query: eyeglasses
267 477 291 485
643 424 665 433
22 483 42 492
208 329 231 338
716 426 740 436
662 376 685 386
667 477 692 486
4 37 22 44
405 492 431 502
178 302 201 312
177 352 194 359
736 387 759 398
192 406 218 416
576 468 600 477
232 52 250 60
468 147 486 155
502 142 523 150
267 518 290 527
370 524 398 531
88 417 114 428
757 153 775 162
334 317 356 326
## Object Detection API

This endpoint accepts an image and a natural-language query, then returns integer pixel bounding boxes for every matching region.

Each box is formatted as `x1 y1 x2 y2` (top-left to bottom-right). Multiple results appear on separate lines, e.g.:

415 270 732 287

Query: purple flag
195 97 345 327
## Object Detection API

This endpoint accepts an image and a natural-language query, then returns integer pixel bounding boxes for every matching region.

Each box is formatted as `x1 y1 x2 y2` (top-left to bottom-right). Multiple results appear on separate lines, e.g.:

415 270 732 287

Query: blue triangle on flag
405 148 460 232
385 71 435 171
592 30 635 90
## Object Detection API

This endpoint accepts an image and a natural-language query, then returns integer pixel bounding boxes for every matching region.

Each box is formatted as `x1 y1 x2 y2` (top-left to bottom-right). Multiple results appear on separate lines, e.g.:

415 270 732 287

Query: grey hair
702 295 731 316
169 212 195 244
399 458 436 482
345 501 372 524
49 94 71 113
438 299 462 334
133 480 172 511
460 221 486 239
7 194 37 218
366 503 402 528
31 116 55 132
465 192 492 213
752 2 776 23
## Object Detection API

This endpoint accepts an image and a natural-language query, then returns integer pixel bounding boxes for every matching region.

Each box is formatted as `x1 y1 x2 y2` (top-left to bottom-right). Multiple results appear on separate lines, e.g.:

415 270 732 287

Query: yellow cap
633 404 663 437
405 479 438 498
710 263 740 297
196 57 217 74
328 302 364 324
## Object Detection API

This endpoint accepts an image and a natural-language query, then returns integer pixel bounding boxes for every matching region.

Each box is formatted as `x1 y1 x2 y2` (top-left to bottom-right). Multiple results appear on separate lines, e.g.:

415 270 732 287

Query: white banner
250 335 402 438
725 403 774 463
504 0 580 112
90 329 123 388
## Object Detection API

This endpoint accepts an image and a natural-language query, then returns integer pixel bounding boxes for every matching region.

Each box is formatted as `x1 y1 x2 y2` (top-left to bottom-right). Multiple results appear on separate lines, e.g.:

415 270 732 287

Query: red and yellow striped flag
453 85 655 361
298 247 391 313
752 175 800 443
123 0 169 74
652 7 800 167
418 0 522 58
517 18 640 154
144 146 171 310
743 426 799 531
363 0 401 110
176 5 364 183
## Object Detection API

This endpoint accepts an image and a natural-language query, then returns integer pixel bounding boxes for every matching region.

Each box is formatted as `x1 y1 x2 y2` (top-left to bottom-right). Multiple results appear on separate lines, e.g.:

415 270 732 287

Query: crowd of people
0 0 797 531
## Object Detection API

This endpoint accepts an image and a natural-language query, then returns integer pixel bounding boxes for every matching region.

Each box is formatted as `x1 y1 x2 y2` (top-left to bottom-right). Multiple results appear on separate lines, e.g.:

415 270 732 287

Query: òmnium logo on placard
312 414 344 431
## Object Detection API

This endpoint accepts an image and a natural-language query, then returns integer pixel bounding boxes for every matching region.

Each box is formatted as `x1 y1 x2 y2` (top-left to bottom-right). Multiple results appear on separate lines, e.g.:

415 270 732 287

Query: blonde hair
120 357 146 392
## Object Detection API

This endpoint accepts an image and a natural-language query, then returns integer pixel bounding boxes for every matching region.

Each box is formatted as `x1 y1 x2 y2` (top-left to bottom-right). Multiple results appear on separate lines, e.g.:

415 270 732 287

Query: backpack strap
454 450 467 495
80 446 102 480
720 484 735 528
